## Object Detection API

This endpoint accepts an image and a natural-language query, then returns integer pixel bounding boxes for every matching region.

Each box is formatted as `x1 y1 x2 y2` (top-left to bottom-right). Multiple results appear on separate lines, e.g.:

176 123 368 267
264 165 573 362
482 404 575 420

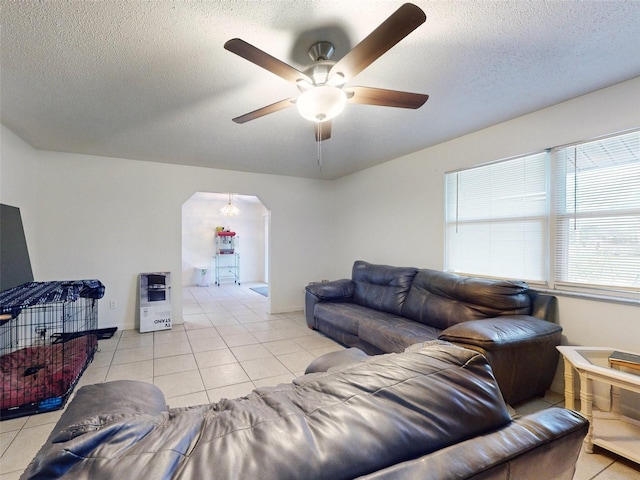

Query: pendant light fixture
220 193 240 217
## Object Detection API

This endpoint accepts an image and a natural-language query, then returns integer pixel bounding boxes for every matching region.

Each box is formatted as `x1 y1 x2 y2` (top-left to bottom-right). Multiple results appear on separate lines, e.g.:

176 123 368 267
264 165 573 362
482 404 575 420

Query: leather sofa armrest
440 316 563 404
355 408 588 480
305 279 354 329
528 291 558 323
305 279 355 300
24 381 168 478
439 316 562 350
49 381 167 442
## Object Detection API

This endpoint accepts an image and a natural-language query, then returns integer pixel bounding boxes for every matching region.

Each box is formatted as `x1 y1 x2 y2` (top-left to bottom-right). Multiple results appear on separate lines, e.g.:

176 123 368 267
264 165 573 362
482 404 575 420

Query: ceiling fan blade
314 121 332 142
346 86 428 109
224 38 312 85
328 3 426 82
232 98 296 124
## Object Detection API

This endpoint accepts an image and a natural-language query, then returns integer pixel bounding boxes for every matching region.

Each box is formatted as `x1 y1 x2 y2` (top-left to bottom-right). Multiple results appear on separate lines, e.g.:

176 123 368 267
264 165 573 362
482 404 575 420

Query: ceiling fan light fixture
225 3 428 138
296 85 347 122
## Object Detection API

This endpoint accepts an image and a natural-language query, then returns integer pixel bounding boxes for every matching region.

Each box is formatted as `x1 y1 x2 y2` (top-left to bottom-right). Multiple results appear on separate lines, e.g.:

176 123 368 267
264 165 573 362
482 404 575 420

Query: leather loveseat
305 261 562 405
22 342 587 480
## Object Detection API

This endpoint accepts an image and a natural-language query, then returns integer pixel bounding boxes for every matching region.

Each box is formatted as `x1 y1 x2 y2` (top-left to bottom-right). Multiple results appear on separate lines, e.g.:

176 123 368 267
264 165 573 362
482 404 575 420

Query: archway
181 192 269 291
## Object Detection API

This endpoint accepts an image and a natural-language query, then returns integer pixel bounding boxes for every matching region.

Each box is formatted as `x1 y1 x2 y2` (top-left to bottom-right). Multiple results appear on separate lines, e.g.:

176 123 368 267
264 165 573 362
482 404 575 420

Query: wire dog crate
0 280 105 420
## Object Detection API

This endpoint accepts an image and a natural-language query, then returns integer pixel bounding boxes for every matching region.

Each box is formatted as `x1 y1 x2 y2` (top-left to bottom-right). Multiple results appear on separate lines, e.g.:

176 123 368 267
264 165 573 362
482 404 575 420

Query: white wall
331 77 640 396
182 193 267 286
0 129 335 330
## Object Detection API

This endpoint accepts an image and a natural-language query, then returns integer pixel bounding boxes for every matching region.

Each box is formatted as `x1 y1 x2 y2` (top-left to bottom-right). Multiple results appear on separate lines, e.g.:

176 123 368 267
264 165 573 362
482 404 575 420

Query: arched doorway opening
181 192 269 292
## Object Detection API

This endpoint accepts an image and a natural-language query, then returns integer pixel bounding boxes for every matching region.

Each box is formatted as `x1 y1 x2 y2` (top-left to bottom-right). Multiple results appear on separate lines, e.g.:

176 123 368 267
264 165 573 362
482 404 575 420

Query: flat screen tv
1 204 34 291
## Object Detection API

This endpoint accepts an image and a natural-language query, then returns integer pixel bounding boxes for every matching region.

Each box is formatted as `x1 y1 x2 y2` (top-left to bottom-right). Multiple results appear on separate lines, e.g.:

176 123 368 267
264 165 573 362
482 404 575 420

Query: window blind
552 130 640 292
445 152 548 282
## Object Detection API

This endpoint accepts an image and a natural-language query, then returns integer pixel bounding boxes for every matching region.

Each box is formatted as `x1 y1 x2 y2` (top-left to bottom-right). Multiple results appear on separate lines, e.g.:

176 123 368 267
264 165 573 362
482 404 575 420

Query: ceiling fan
224 3 429 142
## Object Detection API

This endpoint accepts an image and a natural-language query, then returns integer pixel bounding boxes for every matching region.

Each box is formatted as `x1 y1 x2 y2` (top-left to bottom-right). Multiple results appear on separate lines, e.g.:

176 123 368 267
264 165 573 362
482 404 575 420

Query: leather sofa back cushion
401 269 531 330
352 261 419 316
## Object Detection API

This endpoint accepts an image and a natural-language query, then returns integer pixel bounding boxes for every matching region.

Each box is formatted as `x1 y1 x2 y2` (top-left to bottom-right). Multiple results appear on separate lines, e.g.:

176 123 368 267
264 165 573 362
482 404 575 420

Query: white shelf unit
214 253 240 286
214 231 240 286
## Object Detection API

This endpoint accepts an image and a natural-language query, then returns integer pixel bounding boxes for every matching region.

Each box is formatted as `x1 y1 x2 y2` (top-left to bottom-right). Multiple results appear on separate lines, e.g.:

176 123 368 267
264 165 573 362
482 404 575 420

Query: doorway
181 192 269 289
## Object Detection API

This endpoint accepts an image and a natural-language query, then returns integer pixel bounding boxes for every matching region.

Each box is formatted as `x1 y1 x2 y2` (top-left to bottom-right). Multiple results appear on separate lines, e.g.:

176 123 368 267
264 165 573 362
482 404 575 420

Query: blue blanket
0 280 105 319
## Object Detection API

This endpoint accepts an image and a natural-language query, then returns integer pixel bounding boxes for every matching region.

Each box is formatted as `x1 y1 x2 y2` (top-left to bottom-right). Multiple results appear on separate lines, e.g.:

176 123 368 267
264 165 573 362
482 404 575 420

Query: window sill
532 287 640 307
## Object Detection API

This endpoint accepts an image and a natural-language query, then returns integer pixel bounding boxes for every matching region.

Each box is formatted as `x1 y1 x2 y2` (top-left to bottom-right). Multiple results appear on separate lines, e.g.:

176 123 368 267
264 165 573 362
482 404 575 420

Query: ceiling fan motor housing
299 61 337 90
297 42 347 91
308 41 335 61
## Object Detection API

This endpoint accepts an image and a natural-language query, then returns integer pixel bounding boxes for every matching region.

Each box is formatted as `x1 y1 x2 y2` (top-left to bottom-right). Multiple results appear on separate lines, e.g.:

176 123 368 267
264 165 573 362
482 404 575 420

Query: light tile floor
1 283 639 479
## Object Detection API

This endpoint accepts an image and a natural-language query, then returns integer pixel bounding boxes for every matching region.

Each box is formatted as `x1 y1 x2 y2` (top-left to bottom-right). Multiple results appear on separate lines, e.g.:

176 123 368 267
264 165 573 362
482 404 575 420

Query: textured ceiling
2 1 639 180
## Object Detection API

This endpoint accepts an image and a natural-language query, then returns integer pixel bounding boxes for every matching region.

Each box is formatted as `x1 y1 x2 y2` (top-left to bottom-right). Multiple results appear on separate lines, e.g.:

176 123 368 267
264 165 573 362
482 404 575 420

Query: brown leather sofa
22 342 587 480
305 261 562 405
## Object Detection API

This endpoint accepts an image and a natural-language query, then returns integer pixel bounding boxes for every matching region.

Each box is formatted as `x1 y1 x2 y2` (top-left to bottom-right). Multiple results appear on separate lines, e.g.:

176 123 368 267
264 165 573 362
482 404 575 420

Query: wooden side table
557 346 640 464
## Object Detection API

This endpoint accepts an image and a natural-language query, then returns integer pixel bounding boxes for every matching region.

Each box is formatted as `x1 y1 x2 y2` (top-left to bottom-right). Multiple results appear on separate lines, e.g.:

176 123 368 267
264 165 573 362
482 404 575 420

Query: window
445 152 548 283
552 131 640 293
445 129 640 299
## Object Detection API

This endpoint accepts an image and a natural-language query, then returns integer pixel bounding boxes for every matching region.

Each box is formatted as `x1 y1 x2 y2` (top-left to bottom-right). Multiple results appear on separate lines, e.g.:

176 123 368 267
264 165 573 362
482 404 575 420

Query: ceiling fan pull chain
317 123 322 171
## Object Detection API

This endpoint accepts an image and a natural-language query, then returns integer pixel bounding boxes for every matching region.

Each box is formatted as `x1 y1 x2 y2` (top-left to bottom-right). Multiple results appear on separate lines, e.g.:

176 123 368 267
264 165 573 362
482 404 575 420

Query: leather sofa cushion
359 315 441 353
304 348 369 374
314 302 374 335
313 303 439 354
402 269 531 330
352 261 419 316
